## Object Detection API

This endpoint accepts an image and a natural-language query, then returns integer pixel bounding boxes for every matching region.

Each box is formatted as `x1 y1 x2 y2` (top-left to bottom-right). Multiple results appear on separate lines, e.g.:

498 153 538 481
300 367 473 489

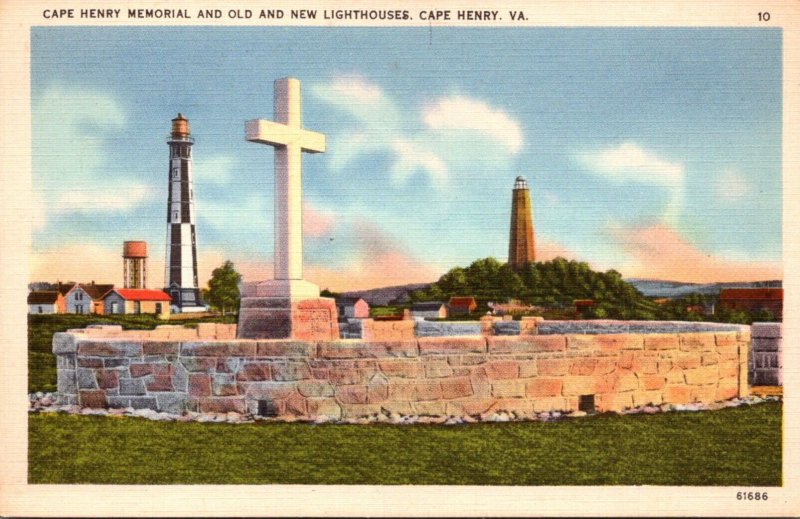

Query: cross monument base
237 281 339 340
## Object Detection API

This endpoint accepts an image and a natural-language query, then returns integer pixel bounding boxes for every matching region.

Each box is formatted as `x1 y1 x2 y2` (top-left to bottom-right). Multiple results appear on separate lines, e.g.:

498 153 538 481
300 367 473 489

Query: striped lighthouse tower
164 114 204 312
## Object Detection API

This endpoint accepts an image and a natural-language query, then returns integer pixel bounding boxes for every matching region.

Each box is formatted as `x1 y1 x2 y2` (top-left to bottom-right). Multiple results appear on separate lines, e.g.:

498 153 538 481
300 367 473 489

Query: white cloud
33 87 159 219
390 139 449 188
194 155 236 184
577 142 685 224
577 142 684 187
714 168 751 202
53 184 155 214
312 75 522 190
423 95 523 154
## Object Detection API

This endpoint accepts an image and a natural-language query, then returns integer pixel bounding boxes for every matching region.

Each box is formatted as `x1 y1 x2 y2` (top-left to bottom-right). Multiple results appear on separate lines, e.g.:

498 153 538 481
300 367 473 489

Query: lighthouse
508 175 535 270
164 114 205 312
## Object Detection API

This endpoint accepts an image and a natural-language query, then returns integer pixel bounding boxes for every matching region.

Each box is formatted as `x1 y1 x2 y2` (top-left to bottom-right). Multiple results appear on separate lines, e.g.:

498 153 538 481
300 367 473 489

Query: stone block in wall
57 355 76 369
640 375 666 391
142 341 180 356
154 393 187 414
57 369 77 395
216 324 237 340
119 378 147 395
563 375 602 396
328 367 376 385
492 379 525 398
196 397 247 414
440 376 473 399
318 340 418 359
424 361 453 378
297 380 335 398
196 323 216 339
690 385 717 403
715 333 738 348
79 390 107 408
270 361 312 381
684 365 719 386
256 340 315 357
180 357 217 372
53 333 78 354
243 381 296 401
676 353 702 370
644 335 679 351
378 360 425 379
632 390 663 407
77 368 97 390
664 384 692 405
419 336 487 355
489 335 566 354
678 333 716 352
538 358 570 376
96 369 120 390
701 353 719 366
307 398 342 420
594 358 617 375
518 360 538 378
211 374 237 396
237 361 272 382
493 321 520 336
597 392 633 412
526 378 562 398
336 385 368 404
78 357 103 368
631 354 658 374
717 344 739 361
751 322 782 339
612 372 639 393
415 321 483 337
180 341 256 357
412 380 442 401
446 398 495 417
570 357 597 376
413 401 449 416
485 360 519 380
488 399 535 419
77 340 143 357
715 382 739 401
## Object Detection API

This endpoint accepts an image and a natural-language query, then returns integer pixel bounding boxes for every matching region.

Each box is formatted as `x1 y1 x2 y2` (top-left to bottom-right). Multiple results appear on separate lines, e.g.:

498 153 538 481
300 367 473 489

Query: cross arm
245 119 326 153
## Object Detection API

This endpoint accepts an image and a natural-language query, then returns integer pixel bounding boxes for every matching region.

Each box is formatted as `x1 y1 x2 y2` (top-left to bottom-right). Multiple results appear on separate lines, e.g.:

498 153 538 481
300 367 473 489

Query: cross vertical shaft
245 77 325 284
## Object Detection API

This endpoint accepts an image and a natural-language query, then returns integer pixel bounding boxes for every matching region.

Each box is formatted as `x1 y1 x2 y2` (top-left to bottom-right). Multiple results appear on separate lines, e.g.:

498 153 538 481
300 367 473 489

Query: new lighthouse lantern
164 114 205 313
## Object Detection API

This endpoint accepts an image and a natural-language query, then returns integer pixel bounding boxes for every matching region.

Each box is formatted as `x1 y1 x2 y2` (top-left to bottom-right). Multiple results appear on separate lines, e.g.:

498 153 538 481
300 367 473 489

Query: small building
719 288 783 319
573 299 595 312
64 282 114 314
27 291 64 314
335 296 370 320
411 302 448 320
448 296 477 316
104 288 172 319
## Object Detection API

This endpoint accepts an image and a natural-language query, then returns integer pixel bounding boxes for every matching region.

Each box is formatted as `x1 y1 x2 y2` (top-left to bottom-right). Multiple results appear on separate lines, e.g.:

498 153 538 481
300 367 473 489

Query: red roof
110 289 172 302
448 296 477 308
719 288 783 301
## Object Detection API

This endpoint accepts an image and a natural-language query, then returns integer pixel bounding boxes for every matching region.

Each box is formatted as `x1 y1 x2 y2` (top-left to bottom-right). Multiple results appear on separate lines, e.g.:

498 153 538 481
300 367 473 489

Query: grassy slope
29 402 781 485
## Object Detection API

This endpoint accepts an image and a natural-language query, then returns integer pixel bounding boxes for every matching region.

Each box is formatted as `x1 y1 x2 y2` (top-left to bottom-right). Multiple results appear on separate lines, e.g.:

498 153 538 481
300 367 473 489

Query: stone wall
749 322 782 386
53 323 749 421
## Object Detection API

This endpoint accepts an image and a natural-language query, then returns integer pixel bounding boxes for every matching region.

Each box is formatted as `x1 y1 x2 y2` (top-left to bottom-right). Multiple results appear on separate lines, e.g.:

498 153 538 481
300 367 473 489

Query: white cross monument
237 77 339 339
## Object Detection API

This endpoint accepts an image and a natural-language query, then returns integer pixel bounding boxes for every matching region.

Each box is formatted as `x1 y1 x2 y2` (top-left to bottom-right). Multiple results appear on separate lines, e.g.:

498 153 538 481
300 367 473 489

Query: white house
411 302 448 320
27 291 64 314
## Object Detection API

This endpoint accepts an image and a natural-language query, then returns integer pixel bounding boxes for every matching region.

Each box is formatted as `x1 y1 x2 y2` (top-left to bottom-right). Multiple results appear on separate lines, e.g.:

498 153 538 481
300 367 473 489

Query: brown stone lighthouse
508 175 535 270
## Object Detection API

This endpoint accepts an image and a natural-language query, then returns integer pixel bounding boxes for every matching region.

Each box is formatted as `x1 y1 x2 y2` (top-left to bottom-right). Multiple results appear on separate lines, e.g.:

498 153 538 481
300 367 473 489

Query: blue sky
31 27 782 289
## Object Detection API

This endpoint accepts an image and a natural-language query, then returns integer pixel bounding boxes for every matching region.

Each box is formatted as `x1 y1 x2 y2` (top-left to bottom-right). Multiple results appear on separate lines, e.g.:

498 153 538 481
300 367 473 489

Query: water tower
123 240 148 289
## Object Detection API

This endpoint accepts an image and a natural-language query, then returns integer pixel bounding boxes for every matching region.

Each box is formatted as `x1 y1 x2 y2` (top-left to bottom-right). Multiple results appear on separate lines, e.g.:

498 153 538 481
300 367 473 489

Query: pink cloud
609 224 781 283
535 239 577 262
302 202 335 238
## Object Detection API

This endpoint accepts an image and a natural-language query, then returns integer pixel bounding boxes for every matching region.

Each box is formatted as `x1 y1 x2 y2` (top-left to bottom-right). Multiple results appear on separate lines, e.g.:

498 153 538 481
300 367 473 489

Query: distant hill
626 278 782 298
341 283 432 306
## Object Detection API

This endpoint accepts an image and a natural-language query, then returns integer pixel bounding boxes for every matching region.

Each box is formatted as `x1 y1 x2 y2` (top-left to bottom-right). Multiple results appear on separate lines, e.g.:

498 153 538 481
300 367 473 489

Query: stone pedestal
237 281 339 340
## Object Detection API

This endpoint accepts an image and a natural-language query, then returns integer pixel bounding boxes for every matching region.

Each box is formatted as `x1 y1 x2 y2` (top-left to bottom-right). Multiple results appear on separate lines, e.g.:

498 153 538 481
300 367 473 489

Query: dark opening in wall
257 399 279 417
579 394 595 413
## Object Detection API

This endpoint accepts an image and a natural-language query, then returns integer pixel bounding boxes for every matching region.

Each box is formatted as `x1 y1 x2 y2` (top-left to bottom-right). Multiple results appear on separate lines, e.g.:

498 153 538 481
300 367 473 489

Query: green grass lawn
29 402 781 485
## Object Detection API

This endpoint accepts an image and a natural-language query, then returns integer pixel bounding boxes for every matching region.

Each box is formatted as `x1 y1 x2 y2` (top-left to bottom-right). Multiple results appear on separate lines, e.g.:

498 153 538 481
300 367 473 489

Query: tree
206 261 242 315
